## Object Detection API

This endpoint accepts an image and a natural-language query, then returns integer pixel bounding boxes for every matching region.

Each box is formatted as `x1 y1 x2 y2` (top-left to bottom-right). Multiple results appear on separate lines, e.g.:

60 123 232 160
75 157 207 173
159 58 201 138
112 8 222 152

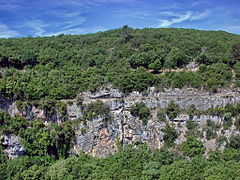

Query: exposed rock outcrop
1 86 240 158
2 134 24 159
76 110 164 157
86 85 123 99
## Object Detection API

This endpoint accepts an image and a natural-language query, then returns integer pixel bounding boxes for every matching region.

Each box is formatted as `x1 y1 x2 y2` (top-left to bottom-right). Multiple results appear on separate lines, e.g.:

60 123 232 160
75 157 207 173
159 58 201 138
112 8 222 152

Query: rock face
76 110 164 157
126 88 240 110
2 134 25 159
86 85 123 99
1 86 240 158
73 87 240 157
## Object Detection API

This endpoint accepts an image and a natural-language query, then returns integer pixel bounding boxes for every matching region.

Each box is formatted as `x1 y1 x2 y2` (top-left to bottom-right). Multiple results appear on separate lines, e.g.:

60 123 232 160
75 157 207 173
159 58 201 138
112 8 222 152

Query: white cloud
115 9 150 19
63 17 87 30
218 25 240 35
0 23 20 38
23 20 49 36
158 11 192 27
45 26 106 36
51 12 87 30
157 10 210 28
21 11 87 36
191 10 210 20
22 17 105 37
45 28 85 36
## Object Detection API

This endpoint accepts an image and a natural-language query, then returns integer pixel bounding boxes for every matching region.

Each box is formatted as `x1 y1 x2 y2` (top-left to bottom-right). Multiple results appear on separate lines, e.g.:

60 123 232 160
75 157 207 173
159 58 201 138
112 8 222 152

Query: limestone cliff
1 85 240 158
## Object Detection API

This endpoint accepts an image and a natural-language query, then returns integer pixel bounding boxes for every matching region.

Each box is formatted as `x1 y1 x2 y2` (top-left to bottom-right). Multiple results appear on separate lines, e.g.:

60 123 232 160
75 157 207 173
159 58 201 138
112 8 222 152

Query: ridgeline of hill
0 27 240 100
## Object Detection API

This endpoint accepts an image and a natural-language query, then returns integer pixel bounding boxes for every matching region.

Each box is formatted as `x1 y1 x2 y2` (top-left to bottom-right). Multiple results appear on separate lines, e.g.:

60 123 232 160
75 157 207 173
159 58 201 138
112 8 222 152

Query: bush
231 43 240 65
55 101 67 116
216 136 227 148
205 127 217 140
186 120 199 136
83 100 112 123
227 135 240 149
235 114 240 130
181 136 205 157
186 120 198 131
76 96 84 109
205 119 219 140
163 124 178 146
165 101 180 120
130 102 151 125
157 109 166 122
223 112 233 130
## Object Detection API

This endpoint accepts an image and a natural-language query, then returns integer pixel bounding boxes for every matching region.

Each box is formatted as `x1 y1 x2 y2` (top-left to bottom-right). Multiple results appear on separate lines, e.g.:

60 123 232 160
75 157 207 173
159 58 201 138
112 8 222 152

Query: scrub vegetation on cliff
0 101 240 179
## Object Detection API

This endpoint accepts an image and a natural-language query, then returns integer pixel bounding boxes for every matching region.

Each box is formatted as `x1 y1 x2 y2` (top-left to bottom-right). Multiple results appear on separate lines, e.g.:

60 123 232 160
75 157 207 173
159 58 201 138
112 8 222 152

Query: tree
45 157 77 180
128 52 152 68
130 102 151 125
50 121 76 158
165 101 180 120
21 51 38 67
181 136 205 157
148 60 162 72
83 100 112 123
163 124 178 146
164 47 188 68
235 114 240 131
228 135 240 149
230 43 240 66
20 120 52 156
157 109 166 122
121 25 133 42
223 112 233 130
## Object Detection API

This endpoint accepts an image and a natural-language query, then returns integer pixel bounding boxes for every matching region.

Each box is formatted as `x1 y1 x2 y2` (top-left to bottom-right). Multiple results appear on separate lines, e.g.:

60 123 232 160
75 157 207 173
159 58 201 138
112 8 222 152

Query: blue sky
0 0 240 38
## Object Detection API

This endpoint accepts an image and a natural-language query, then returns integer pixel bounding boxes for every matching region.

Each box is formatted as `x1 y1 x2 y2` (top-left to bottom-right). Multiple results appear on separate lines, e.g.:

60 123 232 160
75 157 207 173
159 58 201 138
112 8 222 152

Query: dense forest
1 144 240 179
1 27 240 179
0 27 240 100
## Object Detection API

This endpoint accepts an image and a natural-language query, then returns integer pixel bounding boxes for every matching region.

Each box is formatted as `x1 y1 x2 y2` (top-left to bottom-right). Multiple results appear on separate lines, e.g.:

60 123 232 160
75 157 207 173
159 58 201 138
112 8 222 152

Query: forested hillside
1 27 240 180
0 27 240 100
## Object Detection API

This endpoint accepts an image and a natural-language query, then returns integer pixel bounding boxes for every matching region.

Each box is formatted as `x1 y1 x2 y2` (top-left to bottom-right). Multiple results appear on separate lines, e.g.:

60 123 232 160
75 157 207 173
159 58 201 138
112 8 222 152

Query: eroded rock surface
1 86 240 158
2 134 24 159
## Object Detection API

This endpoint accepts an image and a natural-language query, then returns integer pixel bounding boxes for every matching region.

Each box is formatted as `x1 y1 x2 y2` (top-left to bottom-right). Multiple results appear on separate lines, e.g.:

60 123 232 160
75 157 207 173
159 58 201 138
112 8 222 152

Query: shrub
38 99 57 117
130 102 151 125
157 109 166 122
181 136 205 157
216 136 227 148
186 120 198 131
205 127 217 140
165 101 180 120
235 114 240 131
76 96 84 109
227 135 240 149
15 100 30 112
83 100 112 123
231 43 240 65
55 101 67 116
186 120 199 136
163 124 178 146
223 112 233 130
186 104 197 119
